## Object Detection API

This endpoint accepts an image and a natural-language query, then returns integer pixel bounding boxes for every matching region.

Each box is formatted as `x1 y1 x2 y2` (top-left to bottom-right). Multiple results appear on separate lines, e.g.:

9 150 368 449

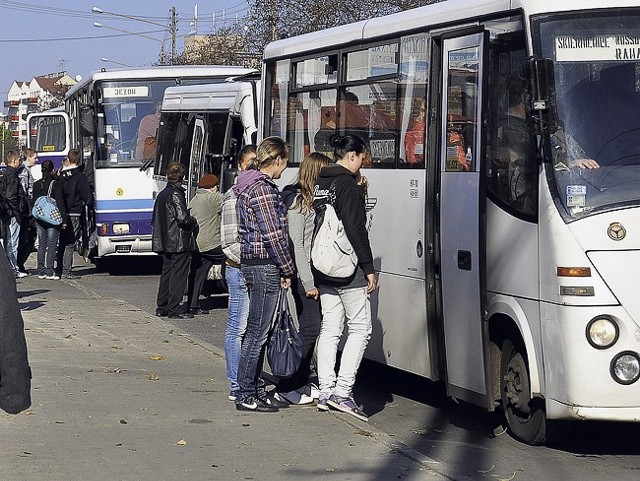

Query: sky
0 0 249 106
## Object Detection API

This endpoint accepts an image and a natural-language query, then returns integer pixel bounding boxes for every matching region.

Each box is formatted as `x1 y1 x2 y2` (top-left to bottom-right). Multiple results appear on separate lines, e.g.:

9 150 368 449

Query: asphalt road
71 257 640 481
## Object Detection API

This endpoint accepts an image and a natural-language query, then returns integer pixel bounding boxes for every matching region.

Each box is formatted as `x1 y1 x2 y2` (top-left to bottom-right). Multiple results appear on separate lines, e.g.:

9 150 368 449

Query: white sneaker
309 383 320 400
45 274 60 280
37 274 46 279
16 271 29 278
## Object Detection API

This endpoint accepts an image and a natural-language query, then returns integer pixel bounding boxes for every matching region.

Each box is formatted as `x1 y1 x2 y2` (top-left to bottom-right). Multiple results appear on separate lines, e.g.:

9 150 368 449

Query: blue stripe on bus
95 199 154 210
96 211 152 223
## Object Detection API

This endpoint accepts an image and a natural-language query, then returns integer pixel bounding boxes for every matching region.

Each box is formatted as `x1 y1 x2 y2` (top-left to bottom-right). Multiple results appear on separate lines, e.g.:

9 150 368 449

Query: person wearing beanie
186 172 225 315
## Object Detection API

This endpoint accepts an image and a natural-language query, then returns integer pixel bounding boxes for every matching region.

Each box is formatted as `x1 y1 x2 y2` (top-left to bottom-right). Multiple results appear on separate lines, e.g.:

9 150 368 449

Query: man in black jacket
152 163 197 319
56 149 93 279
0 242 31 414
0 151 29 277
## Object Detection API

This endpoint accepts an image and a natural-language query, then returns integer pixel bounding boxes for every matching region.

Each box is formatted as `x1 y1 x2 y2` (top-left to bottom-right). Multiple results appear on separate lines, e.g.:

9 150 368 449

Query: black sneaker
236 397 279 412
189 308 209 315
258 392 290 409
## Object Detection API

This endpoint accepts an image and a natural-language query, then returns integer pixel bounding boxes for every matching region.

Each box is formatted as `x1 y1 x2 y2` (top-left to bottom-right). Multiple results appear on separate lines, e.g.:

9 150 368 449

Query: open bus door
26 110 70 180
438 31 491 409
187 117 205 201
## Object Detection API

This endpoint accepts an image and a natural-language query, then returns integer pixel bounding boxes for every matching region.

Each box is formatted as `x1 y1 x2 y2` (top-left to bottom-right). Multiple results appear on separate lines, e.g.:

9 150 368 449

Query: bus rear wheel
500 339 546 445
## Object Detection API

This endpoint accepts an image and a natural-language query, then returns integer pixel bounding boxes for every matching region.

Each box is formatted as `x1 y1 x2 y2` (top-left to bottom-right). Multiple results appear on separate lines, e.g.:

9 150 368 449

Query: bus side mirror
80 107 95 137
525 57 558 134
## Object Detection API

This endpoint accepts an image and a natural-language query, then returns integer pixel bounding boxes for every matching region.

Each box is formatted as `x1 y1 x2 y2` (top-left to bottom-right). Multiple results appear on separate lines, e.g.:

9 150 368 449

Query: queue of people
150 133 376 421
0 148 93 280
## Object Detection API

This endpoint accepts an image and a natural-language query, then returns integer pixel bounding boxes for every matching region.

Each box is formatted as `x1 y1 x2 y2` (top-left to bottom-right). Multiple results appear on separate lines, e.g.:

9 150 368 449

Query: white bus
262 0 640 444
154 74 260 200
27 65 256 262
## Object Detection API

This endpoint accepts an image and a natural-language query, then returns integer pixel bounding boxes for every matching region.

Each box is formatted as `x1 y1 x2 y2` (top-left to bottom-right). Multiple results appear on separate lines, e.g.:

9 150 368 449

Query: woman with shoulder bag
233 137 295 413
312 134 377 422
274 152 331 405
32 160 67 280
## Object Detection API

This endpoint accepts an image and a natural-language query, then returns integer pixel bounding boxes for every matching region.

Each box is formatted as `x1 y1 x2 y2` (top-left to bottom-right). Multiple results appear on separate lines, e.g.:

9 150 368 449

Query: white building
3 72 76 147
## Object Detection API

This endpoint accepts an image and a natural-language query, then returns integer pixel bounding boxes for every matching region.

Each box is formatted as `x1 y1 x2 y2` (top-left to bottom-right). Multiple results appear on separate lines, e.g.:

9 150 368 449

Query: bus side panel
368 273 434 377
361 170 436 377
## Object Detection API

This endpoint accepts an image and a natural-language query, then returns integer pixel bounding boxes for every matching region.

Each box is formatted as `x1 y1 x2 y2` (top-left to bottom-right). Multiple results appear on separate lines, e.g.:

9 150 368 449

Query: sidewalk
0 273 446 481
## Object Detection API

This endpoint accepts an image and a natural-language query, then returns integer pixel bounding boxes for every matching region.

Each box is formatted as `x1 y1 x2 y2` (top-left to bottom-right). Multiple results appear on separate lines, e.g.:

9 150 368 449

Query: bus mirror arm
140 157 154 172
524 56 558 136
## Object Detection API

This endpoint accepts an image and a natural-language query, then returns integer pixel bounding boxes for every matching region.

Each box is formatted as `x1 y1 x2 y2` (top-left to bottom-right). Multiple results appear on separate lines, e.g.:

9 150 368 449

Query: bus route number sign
103 86 150 98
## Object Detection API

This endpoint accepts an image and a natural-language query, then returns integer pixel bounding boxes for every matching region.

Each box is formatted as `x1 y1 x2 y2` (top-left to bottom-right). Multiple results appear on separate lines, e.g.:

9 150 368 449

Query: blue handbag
32 181 63 225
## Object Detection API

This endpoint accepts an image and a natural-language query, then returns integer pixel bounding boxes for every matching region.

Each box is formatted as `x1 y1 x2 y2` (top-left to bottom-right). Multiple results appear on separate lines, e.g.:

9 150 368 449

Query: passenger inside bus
404 97 426 165
496 73 539 215
135 102 161 161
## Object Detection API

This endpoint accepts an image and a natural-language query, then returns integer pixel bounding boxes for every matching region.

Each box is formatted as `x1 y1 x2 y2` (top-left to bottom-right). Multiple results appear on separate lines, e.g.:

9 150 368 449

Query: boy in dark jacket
55 149 93 279
0 151 29 277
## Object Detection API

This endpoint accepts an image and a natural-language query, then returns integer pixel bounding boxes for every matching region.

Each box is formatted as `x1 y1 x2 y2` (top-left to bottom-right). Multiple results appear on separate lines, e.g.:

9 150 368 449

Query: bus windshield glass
535 11 640 220
97 80 177 168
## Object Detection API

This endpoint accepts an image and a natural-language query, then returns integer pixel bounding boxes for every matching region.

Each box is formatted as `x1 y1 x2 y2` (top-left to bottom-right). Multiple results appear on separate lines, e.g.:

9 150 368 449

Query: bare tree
168 24 260 69
169 0 441 68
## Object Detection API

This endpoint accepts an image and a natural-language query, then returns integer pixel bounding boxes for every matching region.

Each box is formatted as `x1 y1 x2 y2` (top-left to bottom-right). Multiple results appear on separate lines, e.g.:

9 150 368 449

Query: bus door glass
27 112 70 178
439 32 488 404
187 117 205 201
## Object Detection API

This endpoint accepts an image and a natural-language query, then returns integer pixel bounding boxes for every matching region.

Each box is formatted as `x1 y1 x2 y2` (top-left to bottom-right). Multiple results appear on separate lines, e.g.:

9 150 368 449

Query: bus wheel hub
504 352 531 416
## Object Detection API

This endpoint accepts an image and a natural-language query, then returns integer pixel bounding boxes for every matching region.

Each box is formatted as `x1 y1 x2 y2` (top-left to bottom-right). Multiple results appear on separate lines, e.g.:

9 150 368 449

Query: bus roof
67 65 257 99
161 81 257 113
263 0 636 59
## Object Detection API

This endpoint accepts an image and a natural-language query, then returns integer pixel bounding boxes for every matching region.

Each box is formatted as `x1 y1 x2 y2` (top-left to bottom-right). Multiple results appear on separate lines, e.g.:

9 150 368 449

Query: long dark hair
41 159 54 179
330 134 367 161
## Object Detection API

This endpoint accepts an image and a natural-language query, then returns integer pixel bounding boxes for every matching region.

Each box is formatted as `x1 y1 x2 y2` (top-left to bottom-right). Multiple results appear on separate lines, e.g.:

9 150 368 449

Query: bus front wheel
500 339 546 445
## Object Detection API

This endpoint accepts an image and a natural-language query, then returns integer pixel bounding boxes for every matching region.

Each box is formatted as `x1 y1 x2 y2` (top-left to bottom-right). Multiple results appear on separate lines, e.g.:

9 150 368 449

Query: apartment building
3 72 76 147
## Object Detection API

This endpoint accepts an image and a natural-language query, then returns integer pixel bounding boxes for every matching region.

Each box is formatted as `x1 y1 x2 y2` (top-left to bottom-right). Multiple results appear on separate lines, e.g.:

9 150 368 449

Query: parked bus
26 107 69 181
27 65 256 262
154 74 260 200
262 0 640 444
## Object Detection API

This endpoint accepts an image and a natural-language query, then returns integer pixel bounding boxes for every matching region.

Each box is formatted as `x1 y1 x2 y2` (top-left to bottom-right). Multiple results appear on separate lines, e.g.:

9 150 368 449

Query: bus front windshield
535 11 640 220
97 80 174 168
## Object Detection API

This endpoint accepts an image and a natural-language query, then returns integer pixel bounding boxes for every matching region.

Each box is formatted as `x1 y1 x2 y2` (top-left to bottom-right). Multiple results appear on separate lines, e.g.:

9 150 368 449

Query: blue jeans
1 216 21 275
36 223 60 276
224 264 249 395
236 263 281 403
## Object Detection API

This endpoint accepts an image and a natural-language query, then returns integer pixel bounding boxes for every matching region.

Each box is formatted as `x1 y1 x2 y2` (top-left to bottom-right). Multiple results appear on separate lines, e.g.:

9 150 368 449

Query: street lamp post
93 22 166 65
92 5 177 64
101 57 133 68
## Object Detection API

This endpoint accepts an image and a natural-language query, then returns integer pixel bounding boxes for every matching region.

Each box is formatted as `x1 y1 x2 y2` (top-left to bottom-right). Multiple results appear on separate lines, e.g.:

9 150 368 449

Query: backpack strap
47 180 54 197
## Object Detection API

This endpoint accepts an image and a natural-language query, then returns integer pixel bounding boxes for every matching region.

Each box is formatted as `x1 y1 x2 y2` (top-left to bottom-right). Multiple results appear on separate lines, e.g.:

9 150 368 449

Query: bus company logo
607 222 626 241
116 188 124 197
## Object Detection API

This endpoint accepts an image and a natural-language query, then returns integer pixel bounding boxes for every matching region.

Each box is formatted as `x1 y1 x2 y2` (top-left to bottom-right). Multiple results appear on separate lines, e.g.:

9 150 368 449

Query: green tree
0 123 18 160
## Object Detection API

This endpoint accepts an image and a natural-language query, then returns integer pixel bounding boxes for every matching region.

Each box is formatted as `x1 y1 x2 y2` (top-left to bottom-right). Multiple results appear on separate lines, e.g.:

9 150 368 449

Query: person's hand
365 273 377 294
569 158 600 169
306 287 319 301
281 277 291 289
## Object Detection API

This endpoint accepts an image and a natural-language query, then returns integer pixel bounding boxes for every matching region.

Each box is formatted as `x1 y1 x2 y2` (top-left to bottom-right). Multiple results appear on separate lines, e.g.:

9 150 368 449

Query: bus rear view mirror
80 107 95 137
525 57 558 134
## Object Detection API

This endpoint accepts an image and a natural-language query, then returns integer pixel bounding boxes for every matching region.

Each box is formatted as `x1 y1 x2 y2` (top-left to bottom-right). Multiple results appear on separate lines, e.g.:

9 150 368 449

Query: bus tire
500 338 546 445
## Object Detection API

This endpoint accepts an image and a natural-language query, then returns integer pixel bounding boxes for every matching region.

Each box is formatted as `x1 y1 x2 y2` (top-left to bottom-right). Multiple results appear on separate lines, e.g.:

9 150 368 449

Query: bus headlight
586 316 618 349
610 352 640 385
112 223 130 235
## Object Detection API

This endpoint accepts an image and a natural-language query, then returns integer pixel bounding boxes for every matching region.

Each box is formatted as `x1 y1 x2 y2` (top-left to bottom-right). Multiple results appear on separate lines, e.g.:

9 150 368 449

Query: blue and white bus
27 65 256 262
263 0 640 444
